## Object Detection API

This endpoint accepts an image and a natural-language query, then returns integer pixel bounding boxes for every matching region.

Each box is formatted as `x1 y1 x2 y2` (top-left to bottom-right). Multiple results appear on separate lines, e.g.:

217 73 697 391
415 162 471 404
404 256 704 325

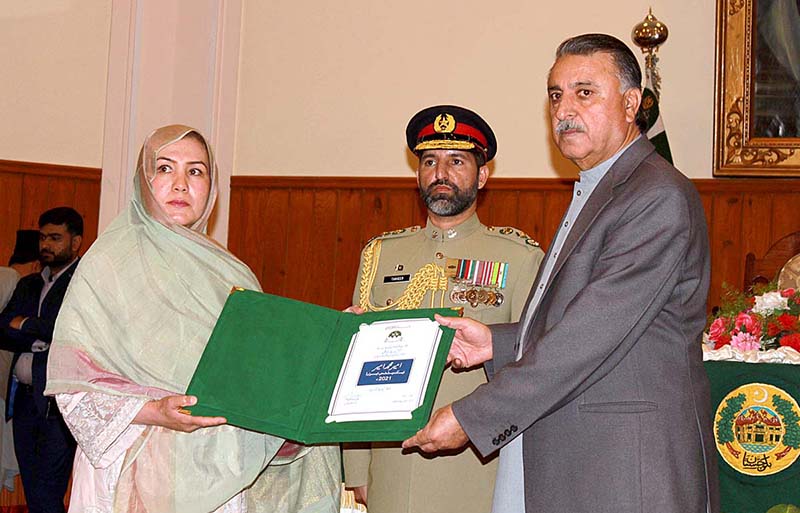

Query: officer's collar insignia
433 113 456 133
713 382 800 475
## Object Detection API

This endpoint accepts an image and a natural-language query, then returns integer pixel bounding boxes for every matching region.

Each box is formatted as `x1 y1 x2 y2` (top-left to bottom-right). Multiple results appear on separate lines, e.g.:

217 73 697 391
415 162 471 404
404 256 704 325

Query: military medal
445 257 508 307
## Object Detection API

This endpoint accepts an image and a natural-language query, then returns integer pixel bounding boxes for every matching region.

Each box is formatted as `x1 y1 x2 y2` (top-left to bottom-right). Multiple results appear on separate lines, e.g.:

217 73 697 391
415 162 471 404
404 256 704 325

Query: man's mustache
555 119 585 134
427 179 456 192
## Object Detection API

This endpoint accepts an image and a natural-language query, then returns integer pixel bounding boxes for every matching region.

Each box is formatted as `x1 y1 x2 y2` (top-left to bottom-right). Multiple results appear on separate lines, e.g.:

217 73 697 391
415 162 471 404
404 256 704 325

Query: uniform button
386 298 393 306
511 425 518 432
435 252 444 259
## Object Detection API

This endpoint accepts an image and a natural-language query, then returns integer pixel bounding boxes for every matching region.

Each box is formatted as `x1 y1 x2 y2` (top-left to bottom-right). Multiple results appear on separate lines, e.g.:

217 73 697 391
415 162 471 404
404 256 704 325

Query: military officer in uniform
343 105 544 513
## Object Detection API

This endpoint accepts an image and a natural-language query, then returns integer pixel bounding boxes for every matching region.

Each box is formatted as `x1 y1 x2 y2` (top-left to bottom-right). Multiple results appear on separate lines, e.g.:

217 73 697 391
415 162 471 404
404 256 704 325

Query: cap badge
434 113 456 134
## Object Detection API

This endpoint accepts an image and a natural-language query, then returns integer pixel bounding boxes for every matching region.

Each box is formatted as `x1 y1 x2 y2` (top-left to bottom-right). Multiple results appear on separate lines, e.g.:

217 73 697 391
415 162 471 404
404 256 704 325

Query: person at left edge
44 125 340 513
0 229 39 492
0 207 84 513
344 105 544 513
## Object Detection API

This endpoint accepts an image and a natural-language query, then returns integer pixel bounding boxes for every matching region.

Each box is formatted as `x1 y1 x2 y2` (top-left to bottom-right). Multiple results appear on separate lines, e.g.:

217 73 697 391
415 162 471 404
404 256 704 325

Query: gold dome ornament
632 9 669 50
631 9 669 99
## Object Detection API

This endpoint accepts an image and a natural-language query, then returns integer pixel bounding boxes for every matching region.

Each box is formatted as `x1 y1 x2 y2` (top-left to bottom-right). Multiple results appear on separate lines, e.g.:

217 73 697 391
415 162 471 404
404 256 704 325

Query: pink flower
734 312 762 338
730 331 761 351
708 317 729 341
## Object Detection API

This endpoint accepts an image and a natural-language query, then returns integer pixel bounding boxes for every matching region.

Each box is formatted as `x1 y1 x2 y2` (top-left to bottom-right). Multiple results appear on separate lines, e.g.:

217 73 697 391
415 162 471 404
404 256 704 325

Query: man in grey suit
403 33 720 513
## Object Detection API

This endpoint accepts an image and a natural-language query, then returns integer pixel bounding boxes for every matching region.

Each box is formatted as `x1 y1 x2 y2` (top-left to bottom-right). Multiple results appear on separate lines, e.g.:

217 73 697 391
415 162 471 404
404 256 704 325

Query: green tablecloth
705 360 800 513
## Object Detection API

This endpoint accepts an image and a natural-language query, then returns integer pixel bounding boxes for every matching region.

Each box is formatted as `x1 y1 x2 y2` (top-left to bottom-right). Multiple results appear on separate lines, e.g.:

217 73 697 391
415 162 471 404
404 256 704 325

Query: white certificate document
325 318 443 423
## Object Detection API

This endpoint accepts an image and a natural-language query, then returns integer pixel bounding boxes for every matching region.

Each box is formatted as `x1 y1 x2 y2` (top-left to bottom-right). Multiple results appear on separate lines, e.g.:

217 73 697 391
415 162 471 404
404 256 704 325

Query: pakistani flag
640 77 673 164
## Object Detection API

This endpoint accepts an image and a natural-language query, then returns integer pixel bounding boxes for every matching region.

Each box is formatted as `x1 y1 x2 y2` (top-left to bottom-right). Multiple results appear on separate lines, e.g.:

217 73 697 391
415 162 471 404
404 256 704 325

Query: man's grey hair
555 33 647 133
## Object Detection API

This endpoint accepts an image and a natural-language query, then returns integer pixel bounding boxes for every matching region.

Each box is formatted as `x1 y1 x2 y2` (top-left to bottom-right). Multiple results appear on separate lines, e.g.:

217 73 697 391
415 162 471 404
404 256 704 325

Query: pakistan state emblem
714 382 800 476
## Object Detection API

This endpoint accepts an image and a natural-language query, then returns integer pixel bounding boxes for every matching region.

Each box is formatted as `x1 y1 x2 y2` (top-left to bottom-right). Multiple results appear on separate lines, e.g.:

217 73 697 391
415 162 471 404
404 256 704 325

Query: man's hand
402 404 468 453
344 305 366 314
134 395 227 432
435 314 493 369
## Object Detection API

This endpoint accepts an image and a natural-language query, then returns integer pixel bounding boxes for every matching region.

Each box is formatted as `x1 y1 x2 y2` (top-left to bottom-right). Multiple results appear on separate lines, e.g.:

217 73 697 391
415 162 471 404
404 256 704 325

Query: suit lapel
41 258 79 316
517 138 656 347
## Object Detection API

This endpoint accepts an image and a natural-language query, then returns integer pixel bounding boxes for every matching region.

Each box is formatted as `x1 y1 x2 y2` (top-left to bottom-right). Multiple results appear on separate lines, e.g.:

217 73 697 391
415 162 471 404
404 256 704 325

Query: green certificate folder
186 288 459 443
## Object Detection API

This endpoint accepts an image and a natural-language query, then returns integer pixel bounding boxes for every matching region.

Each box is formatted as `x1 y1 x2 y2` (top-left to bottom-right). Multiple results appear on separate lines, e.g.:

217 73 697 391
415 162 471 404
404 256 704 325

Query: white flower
752 291 789 315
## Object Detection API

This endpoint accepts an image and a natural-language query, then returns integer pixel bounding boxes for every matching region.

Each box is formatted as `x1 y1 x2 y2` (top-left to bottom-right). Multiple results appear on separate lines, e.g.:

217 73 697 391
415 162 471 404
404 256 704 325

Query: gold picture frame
713 0 800 176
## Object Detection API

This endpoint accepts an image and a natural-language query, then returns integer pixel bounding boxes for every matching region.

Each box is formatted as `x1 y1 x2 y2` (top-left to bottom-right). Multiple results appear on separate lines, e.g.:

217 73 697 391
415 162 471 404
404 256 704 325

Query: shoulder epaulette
486 226 540 248
364 225 422 246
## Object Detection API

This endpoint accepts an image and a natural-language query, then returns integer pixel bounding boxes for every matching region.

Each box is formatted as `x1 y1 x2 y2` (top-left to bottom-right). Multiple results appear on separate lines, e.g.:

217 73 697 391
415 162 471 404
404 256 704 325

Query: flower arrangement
705 284 800 353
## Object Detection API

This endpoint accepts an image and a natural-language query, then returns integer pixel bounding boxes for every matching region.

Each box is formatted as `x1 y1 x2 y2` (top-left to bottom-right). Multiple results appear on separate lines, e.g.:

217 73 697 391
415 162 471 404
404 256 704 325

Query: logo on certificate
358 359 413 385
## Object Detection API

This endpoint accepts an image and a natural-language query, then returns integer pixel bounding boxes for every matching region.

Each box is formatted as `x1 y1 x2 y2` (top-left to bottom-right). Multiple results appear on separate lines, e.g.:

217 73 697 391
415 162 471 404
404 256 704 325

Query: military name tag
383 274 411 283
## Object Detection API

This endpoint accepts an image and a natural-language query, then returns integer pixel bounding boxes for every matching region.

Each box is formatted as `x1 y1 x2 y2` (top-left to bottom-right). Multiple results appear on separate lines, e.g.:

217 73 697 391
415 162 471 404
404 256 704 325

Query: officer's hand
344 305 366 314
435 314 493 368
402 404 468 453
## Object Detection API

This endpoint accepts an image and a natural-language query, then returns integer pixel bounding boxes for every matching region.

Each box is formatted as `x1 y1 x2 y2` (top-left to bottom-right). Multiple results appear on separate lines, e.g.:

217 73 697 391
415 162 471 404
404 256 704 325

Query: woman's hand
134 395 227 432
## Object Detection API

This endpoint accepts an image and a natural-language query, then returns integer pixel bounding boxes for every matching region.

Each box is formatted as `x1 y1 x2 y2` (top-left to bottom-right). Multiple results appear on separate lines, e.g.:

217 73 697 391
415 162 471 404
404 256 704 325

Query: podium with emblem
704 356 800 512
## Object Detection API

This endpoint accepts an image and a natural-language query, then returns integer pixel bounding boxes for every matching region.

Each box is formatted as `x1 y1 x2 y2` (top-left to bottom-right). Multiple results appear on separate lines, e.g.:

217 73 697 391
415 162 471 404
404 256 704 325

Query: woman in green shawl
45 125 340 513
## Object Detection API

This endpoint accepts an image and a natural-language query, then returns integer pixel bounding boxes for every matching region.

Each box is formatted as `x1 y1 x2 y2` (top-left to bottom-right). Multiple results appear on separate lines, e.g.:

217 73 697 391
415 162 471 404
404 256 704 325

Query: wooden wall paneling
333 189 365 309
359 190 391 251
485 190 519 228
226 187 244 255
234 189 267 291
740 192 775 263
73 180 101 247
0 173 24 265
47 177 78 212
515 191 546 246
769 192 800 243
302 189 339 306
386 188 424 233
708 193 744 309
284 189 316 302
259 189 290 296
19 174 51 229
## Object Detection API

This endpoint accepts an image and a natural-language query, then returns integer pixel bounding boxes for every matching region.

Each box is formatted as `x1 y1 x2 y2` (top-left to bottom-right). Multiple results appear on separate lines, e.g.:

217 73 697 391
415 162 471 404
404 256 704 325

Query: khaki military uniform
344 213 543 513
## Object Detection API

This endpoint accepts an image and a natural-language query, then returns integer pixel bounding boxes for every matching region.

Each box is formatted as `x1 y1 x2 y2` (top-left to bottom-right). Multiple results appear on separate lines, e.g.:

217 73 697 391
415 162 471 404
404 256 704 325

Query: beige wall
0 1 111 167
235 0 715 178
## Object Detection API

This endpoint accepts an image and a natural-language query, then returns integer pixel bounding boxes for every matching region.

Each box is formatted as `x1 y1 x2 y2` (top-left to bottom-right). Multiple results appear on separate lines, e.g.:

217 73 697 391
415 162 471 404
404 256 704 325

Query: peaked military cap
406 105 497 162
9 229 40 265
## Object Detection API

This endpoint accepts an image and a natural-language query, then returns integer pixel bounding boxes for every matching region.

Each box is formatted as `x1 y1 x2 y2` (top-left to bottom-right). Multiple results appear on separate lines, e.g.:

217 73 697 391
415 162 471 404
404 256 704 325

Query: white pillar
99 0 242 244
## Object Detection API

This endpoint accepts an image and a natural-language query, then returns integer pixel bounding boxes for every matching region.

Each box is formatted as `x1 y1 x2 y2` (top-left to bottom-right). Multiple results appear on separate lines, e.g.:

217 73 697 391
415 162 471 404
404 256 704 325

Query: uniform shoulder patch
364 225 422 246
486 226 540 248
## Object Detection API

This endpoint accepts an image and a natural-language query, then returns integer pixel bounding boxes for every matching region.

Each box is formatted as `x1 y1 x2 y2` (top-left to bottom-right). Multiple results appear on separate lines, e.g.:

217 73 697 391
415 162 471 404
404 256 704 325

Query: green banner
705 361 800 513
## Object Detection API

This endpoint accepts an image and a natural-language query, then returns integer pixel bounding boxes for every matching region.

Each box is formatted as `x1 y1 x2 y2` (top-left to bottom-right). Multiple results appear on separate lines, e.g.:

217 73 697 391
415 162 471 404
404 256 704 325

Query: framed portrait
714 0 800 176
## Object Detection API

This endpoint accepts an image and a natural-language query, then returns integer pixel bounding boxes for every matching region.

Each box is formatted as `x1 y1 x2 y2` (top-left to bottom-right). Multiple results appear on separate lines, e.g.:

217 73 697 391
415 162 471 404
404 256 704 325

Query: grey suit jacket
453 139 720 513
